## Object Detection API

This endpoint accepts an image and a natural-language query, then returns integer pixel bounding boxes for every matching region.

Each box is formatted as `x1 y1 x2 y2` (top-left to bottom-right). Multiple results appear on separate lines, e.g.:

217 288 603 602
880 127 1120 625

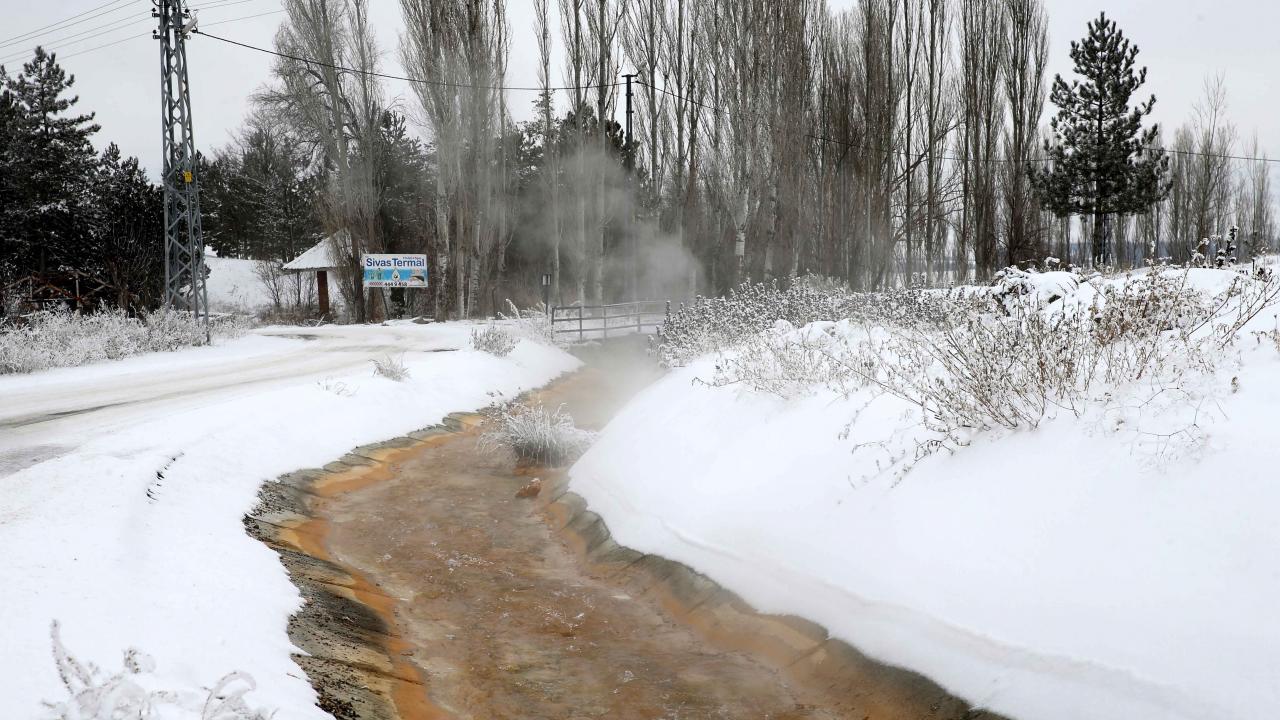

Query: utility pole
622 74 636 172
622 73 637 300
154 0 208 326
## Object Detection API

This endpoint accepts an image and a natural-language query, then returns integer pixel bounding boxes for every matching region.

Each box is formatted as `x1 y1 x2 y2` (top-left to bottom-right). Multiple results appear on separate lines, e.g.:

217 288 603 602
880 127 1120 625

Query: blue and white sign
362 254 428 288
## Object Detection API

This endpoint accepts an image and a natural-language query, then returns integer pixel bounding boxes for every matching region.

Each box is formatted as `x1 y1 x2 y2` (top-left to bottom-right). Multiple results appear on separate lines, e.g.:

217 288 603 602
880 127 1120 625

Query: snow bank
0 323 579 718
571 270 1280 720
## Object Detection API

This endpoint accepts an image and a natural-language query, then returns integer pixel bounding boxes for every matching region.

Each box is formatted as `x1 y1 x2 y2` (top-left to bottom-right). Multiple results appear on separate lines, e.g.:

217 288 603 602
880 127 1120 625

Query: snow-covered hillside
571 268 1280 720
0 323 579 718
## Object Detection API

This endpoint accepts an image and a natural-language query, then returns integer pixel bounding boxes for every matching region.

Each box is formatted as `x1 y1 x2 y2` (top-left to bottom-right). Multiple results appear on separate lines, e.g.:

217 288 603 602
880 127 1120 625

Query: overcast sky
1 0 1273 178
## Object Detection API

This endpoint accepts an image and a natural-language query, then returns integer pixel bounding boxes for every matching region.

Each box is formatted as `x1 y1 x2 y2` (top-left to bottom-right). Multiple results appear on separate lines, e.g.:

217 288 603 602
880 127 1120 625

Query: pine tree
0 65 25 290
1031 13 1168 266
93 144 163 309
7 47 102 274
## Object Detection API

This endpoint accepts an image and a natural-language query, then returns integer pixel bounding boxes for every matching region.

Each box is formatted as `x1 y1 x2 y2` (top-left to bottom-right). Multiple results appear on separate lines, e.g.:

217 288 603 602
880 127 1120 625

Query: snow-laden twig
42 621 272 720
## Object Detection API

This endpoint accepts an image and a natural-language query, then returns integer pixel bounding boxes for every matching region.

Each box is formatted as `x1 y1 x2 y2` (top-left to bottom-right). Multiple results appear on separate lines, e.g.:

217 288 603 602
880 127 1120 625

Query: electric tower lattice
155 0 207 320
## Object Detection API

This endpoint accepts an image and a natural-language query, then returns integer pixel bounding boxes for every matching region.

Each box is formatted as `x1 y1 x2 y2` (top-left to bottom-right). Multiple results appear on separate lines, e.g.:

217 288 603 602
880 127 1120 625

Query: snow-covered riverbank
571 268 1280 720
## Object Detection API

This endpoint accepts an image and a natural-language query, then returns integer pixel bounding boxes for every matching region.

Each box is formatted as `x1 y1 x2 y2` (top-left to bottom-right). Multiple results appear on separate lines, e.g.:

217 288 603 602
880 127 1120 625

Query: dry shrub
371 353 410 381
470 323 518 357
0 306 249 375
704 270 1280 440
480 403 595 467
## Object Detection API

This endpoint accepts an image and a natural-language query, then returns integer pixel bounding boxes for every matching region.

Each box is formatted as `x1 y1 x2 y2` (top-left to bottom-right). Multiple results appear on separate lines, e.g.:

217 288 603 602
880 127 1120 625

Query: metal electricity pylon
154 0 207 322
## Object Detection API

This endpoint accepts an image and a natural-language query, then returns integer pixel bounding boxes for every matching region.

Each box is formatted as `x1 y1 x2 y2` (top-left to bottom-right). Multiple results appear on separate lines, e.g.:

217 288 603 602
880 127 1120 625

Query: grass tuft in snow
497 300 554 345
470 323 518 357
317 376 357 397
42 621 271 720
0 306 250 375
371 354 410 382
480 402 595 466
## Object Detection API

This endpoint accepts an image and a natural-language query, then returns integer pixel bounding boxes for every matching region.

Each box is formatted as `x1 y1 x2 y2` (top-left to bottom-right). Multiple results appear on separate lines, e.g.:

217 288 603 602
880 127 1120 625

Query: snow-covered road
0 325 446 475
0 322 579 718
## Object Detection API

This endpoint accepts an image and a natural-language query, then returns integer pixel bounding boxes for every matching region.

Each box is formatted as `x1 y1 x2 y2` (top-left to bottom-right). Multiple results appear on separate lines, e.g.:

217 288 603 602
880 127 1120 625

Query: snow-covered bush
701 269 1280 468
659 280 858 366
842 270 1279 434
470 323 518 356
0 306 249 375
480 402 595 466
497 300 553 344
992 266 1085 313
706 320 861 399
42 621 271 720
660 278 987 367
371 353 410 381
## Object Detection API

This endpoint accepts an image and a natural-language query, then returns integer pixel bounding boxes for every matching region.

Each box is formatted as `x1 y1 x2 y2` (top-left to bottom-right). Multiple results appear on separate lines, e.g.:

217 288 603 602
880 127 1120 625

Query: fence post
550 305 557 341
578 306 584 343
603 303 610 339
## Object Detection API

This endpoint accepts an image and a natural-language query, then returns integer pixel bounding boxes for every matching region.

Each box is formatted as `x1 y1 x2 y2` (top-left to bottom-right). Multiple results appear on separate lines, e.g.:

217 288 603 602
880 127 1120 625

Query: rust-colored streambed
246 341 997 720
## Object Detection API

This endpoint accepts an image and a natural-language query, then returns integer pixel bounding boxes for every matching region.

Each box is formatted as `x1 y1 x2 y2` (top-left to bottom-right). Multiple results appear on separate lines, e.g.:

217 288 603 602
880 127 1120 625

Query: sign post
541 273 551 312
362 254 428 288
362 254 427 321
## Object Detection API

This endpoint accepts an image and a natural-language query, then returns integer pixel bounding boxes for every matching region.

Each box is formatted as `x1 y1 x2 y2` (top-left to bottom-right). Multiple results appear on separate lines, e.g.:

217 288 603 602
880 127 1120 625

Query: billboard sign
362 254 428 288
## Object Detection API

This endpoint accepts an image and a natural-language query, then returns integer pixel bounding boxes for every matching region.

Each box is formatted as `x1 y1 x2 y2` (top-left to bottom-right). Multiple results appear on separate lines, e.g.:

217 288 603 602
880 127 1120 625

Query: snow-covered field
0 322 578 718
205 255 339 316
571 268 1280 720
205 255 272 314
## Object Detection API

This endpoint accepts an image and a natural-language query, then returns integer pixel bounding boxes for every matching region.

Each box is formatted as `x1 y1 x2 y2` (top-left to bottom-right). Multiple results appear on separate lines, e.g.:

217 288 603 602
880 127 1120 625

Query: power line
189 0 270 10
0 13 148 57
0 7 286 67
56 31 152 62
195 29 624 93
0 0 266 62
200 9 285 28
0 0 139 48
0 16 151 66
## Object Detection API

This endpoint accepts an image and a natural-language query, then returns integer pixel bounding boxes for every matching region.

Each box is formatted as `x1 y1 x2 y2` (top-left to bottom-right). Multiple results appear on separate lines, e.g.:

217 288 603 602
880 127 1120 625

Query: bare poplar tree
957 0 1005 280
1002 0 1047 268
560 0 589 304
402 0 508 318
534 0 561 304
267 0 386 321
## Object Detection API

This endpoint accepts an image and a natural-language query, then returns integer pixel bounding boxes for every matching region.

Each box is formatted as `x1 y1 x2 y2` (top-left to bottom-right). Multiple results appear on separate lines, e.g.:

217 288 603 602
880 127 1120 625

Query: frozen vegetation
0 306 249 375
572 264 1280 720
470 323 518 357
481 402 595 467
44 621 270 720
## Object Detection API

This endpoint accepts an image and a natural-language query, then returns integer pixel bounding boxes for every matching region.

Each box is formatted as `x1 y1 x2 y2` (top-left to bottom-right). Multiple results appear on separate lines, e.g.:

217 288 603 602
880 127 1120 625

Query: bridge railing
549 301 669 343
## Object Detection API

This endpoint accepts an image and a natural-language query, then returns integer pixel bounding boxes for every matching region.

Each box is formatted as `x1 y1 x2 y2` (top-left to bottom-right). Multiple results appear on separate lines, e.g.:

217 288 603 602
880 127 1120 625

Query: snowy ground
0 322 578 718
571 268 1280 720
